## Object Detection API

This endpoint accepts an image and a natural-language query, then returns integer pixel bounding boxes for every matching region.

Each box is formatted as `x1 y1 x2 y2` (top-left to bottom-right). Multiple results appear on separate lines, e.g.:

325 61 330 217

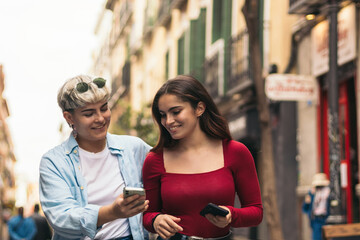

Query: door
338 83 353 223
318 79 358 223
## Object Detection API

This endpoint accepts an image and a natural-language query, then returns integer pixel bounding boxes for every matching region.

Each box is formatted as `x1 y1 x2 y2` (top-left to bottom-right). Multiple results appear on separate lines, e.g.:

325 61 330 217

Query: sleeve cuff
81 204 101 238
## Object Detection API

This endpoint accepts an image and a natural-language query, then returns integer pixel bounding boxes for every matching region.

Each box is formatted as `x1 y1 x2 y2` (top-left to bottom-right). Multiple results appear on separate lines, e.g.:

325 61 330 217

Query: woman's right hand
153 214 183 239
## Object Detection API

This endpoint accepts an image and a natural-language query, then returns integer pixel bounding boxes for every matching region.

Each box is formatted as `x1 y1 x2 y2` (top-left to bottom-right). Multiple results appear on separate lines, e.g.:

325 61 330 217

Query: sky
0 0 105 184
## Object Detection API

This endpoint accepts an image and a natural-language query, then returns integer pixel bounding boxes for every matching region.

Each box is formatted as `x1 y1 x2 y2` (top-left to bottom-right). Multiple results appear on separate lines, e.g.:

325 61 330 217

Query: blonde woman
39 75 150 240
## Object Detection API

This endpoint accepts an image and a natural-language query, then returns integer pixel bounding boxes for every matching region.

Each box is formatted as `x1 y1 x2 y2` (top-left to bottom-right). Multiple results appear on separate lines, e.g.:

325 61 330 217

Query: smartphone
200 203 229 217
123 186 145 198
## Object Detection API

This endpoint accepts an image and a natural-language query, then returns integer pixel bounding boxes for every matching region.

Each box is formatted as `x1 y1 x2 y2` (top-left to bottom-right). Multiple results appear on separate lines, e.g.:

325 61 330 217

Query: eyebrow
159 106 181 113
80 103 108 113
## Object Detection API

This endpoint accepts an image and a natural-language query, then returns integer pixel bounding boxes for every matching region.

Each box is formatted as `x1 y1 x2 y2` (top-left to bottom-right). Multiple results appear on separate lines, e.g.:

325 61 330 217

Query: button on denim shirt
39 133 151 240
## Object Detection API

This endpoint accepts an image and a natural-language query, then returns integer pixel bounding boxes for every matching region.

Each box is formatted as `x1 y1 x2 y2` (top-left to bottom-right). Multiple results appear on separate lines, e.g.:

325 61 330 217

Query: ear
196 101 206 117
63 111 74 126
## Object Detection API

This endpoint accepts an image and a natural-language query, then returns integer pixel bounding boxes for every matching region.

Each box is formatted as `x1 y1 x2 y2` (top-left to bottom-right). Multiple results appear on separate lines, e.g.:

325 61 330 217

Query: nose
95 111 105 122
165 115 175 125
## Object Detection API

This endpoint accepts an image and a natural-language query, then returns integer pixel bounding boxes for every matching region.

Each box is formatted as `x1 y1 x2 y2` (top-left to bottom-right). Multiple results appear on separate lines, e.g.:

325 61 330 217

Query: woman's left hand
205 206 231 228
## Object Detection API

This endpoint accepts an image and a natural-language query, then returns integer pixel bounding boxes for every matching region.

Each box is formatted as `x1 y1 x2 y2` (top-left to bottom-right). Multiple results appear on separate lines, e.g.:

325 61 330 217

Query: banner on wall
311 3 356 77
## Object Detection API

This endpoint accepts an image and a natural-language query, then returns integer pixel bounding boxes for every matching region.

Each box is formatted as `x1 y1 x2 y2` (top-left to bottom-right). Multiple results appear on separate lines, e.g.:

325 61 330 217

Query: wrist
98 205 115 226
152 213 162 229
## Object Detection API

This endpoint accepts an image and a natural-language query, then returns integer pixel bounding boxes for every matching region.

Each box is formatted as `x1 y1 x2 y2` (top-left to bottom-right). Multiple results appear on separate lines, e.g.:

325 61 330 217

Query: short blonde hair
57 74 110 112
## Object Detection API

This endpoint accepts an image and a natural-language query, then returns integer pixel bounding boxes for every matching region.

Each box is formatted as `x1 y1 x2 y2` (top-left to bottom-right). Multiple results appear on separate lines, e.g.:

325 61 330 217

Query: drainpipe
326 0 344 224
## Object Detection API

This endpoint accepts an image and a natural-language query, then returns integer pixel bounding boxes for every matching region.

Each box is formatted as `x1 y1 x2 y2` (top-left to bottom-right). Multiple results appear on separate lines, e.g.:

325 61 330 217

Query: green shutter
222 0 232 40
212 0 222 43
177 35 185 75
165 50 169 80
222 0 232 92
190 8 206 82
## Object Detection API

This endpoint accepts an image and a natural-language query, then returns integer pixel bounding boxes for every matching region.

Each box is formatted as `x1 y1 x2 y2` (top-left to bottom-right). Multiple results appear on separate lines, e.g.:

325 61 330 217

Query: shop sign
265 74 318 101
311 3 356 77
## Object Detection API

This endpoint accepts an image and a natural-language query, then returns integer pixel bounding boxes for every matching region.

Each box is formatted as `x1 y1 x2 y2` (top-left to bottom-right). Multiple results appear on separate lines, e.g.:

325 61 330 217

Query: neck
177 130 212 151
76 137 107 153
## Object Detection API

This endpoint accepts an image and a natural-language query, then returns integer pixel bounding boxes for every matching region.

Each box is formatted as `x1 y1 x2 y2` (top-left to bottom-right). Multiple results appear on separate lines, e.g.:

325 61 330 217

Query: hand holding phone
200 203 229 217
123 186 145 198
123 187 146 208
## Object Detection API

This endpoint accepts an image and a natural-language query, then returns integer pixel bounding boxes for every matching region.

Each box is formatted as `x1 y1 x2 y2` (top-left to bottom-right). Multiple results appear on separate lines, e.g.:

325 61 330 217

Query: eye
159 113 166 118
84 113 93 117
173 110 181 115
101 106 108 112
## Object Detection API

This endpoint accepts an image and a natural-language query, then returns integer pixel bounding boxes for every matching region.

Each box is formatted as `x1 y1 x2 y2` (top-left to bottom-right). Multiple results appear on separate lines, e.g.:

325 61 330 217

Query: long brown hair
151 75 231 152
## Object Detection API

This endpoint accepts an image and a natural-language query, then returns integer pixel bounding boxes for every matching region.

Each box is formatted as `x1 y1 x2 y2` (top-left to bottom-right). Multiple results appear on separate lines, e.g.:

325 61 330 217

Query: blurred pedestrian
39 75 150 240
30 204 51 240
8 206 37 240
143 75 263 239
302 173 331 240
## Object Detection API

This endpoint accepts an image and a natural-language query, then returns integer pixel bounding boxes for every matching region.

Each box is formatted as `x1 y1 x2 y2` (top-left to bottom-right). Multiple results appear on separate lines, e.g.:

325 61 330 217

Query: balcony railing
226 30 252 95
157 0 187 27
109 62 131 108
111 62 130 96
109 1 133 49
144 0 158 36
157 0 172 26
203 53 221 100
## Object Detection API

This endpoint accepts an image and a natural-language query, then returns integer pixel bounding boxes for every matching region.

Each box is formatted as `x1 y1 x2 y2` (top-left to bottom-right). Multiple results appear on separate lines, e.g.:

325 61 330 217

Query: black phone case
200 203 229 217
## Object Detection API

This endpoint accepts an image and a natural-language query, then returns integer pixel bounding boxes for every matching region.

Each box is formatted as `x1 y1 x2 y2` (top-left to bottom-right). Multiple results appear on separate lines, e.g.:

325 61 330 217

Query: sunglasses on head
75 77 106 93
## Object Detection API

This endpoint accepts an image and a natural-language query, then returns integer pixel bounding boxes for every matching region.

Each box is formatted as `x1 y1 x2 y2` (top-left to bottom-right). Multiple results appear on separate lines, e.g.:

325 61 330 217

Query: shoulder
8 216 18 224
224 140 254 166
40 143 68 167
41 134 77 160
108 133 143 143
144 151 162 164
45 145 66 156
107 133 149 149
224 140 251 154
143 151 164 173
25 217 35 223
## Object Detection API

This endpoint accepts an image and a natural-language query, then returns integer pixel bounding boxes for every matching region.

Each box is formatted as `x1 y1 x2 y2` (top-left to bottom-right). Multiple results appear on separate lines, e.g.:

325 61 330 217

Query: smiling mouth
169 125 180 131
93 124 106 129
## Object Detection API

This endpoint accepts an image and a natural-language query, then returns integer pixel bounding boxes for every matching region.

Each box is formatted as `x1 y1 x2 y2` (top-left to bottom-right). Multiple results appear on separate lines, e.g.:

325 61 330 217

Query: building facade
0 65 17 239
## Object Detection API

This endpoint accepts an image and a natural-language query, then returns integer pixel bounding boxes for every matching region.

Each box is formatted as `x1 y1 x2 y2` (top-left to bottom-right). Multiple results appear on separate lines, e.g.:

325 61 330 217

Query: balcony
289 0 327 14
109 61 131 108
203 52 221 100
109 1 133 50
144 0 158 37
157 0 187 27
226 30 252 95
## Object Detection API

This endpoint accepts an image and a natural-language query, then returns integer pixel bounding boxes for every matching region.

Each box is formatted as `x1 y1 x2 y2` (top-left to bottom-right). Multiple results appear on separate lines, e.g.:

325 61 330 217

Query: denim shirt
39 133 151 240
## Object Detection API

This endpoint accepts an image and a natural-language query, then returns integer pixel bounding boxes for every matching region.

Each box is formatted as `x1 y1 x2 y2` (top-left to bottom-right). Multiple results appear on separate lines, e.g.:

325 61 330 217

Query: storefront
311 3 359 223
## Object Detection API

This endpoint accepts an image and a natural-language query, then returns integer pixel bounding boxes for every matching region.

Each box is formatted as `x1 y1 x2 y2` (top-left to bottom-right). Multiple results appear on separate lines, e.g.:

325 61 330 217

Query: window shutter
177 35 185 75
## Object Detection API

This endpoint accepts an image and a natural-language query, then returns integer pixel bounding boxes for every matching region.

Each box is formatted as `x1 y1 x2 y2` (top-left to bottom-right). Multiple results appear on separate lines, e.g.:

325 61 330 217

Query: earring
71 124 78 138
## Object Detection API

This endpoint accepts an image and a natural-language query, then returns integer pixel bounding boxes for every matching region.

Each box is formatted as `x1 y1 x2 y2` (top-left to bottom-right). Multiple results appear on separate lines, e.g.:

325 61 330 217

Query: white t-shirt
79 146 131 239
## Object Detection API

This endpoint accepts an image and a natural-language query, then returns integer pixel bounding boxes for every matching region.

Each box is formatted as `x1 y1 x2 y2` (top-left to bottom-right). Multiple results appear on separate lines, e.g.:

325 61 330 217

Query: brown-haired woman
142 75 263 239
